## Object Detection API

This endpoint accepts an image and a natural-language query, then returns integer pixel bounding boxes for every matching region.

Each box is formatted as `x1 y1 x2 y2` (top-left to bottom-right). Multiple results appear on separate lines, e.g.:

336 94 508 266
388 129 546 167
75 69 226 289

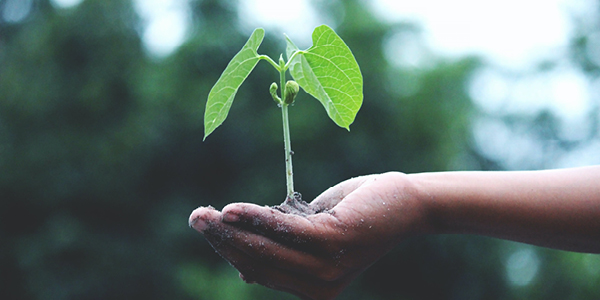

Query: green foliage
286 25 363 130
204 24 363 139
204 28 265 139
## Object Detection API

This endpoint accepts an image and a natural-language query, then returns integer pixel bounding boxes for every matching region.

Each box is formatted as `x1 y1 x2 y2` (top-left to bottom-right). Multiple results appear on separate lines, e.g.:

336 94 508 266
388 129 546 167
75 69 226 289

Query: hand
189 172 428 300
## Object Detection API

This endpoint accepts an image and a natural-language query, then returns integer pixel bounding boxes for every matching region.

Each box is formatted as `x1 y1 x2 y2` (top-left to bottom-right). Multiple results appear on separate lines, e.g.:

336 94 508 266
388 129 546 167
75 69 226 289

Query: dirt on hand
272 192 329 216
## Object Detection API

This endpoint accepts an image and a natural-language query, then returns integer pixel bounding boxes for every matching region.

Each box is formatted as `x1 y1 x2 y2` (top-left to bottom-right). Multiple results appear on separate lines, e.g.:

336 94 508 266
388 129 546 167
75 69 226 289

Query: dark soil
272 192 328 216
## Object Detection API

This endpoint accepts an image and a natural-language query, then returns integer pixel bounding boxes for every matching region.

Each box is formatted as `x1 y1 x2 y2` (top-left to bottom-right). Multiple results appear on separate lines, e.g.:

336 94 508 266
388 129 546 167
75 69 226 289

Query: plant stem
259 55 280 71
281 103 294 197
279 61 294 197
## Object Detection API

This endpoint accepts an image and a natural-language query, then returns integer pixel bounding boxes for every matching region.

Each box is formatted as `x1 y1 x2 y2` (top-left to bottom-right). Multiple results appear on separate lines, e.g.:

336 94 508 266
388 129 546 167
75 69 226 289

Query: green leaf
286 25 363 130
285 34 299 62
204 28 265 140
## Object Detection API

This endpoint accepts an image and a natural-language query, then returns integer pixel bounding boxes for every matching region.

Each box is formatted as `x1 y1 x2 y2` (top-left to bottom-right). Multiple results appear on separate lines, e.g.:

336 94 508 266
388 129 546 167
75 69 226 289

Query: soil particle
272 192 328 216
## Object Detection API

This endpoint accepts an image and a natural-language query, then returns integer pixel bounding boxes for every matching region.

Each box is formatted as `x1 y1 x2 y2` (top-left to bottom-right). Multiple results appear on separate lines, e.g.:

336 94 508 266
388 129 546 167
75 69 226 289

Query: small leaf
287 25 363 130
204 28 265 140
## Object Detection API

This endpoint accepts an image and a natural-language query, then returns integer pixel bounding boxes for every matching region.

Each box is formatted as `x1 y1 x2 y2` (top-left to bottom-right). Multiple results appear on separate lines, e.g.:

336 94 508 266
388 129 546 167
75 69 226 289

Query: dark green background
1 0 599 299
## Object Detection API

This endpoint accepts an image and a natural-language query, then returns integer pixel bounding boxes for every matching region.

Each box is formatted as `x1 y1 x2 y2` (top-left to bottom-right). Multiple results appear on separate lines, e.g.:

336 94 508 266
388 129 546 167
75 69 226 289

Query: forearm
409 166 600 253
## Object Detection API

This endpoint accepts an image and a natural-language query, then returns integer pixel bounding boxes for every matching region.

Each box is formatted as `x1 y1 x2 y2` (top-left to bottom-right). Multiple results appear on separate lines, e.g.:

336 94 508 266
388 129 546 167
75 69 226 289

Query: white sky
50 0 83 9
51 0 592 68
238 0 593 68
371 0 574 68
133 0 191 57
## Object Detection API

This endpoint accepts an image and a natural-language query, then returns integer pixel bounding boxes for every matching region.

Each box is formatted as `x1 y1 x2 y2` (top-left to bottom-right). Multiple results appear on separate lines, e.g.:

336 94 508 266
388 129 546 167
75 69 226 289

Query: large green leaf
286 25 363 130
204 28 265 140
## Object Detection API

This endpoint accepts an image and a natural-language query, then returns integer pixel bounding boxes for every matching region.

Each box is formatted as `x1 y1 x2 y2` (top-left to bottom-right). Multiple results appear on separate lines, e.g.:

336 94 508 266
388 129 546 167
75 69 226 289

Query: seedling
204 25 363 205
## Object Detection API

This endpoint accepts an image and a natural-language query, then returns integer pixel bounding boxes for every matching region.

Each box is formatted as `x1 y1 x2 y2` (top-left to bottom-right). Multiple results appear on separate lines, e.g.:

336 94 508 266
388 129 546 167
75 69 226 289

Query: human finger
189 206 222 233
309 175 373 209
221 203 341 246
207 219 352 281
203 237 351 300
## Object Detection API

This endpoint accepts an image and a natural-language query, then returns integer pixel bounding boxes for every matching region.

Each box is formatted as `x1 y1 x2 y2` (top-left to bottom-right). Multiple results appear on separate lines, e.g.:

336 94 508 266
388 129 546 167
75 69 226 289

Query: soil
272 192 328 216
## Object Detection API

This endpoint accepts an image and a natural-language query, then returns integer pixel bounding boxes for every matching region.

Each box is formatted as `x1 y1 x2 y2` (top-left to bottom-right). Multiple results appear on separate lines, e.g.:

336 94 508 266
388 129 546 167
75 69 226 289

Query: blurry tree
568 0 600 143
1 0 598 299
0 0 187 298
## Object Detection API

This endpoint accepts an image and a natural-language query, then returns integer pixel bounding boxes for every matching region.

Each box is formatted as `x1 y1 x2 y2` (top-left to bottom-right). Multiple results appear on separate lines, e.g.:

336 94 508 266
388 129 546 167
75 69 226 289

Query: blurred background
1 0 599 299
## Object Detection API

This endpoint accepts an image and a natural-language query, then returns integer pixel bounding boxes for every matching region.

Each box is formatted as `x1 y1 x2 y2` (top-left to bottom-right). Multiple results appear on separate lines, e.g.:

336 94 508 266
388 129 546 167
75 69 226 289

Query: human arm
413 165 600 253
188 166 600 299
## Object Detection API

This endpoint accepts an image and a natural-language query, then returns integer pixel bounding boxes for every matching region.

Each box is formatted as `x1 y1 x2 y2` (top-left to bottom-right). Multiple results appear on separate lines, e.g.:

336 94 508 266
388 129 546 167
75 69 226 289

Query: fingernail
189 216 208 232
223 212 239 223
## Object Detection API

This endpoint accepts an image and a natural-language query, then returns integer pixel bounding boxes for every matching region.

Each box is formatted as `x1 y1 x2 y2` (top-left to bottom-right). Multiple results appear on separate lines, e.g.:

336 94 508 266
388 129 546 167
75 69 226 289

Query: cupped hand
189 172 427 300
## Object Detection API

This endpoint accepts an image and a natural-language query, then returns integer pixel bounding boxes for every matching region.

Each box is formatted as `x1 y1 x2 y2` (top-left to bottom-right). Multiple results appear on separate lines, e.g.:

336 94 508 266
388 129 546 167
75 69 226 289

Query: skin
189 166 600 300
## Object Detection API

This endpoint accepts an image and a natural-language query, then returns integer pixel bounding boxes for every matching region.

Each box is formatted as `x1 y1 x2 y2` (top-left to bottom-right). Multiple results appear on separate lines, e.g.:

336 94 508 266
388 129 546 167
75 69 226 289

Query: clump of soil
272 192 328 216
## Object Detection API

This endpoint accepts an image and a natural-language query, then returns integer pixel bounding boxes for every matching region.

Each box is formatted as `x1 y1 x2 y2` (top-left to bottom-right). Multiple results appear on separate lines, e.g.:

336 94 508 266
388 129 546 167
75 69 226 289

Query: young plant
204 25 363 203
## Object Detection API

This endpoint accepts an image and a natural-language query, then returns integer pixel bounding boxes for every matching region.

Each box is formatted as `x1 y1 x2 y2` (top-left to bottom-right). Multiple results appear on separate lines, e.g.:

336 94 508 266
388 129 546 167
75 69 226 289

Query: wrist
379 172 435 237
405 172 447 236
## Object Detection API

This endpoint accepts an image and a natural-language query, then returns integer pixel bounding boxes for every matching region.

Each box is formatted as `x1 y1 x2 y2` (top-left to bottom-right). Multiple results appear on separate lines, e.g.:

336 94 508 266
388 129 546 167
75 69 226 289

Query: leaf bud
279 54 285 68
269 82 281 104
283 80 299 105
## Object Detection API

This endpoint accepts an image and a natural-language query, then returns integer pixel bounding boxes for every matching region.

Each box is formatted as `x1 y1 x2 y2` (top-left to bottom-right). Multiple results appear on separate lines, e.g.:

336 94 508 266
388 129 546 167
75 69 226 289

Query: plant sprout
204 25 363 199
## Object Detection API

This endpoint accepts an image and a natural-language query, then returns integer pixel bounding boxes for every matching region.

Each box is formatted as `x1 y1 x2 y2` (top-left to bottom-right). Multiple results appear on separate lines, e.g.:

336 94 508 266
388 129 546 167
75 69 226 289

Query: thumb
310 175 373 210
